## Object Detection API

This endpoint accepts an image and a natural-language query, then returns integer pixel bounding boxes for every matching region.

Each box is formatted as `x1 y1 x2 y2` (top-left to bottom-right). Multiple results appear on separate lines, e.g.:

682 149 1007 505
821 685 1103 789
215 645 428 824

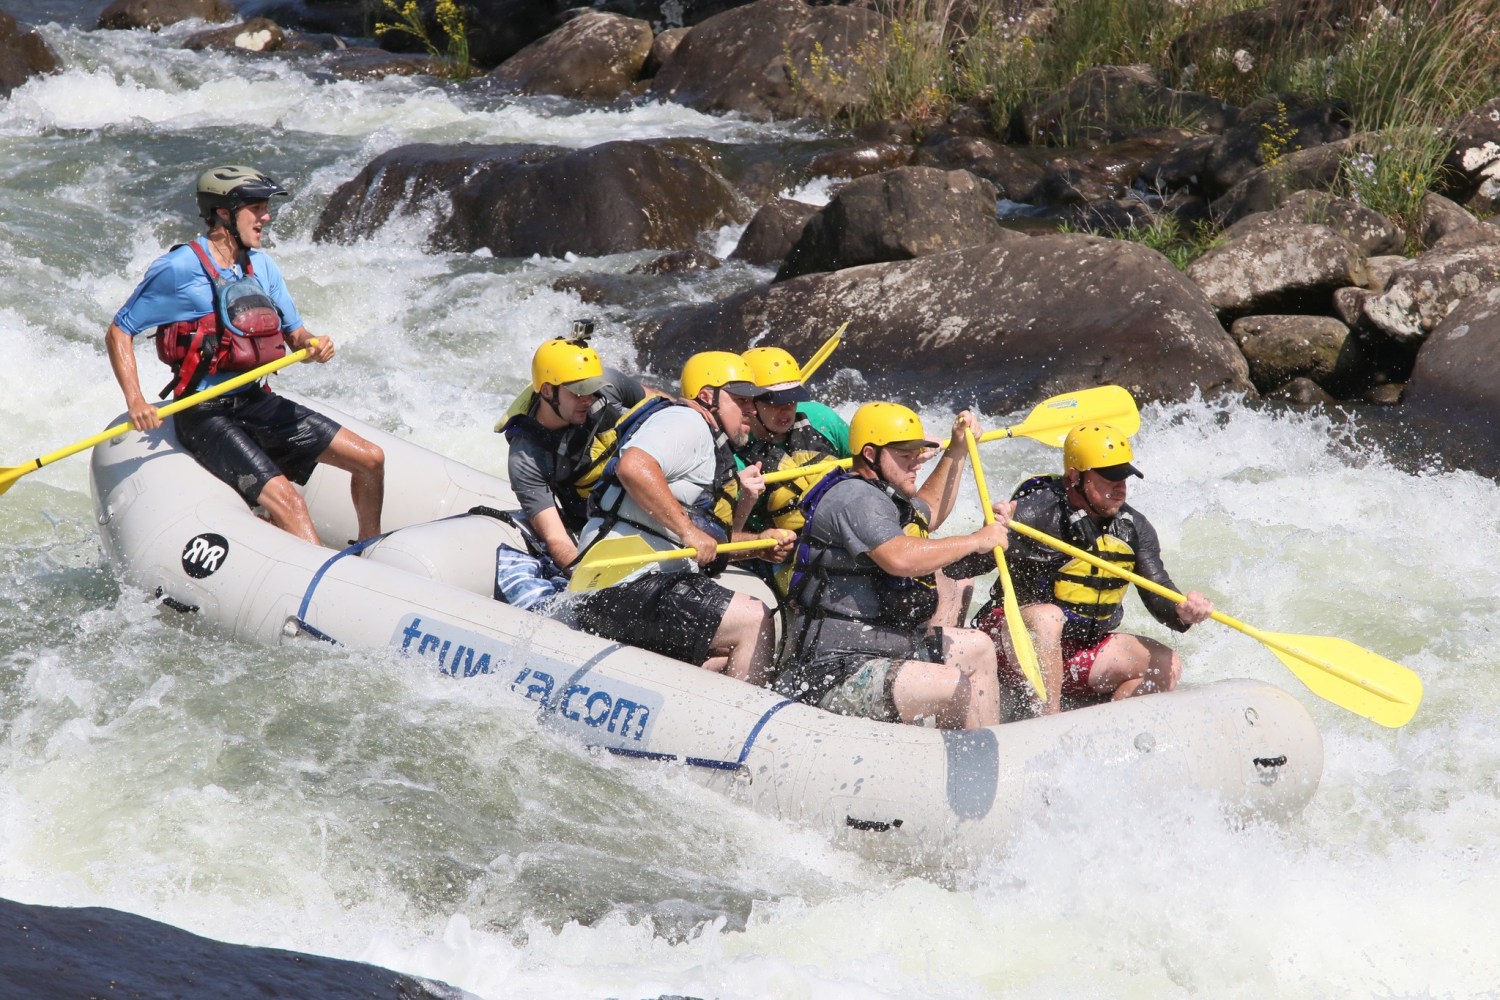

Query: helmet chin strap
1069 471 1113 521
538 385 566 422
213 206 249 260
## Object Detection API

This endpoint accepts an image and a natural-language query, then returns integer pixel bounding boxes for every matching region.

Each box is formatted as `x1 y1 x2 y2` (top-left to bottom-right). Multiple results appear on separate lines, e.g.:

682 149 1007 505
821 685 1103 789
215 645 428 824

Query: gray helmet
196 165 288 223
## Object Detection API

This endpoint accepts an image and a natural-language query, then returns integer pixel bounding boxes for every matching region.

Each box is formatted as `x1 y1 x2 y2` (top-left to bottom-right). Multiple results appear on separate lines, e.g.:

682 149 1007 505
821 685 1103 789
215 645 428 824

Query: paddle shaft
965 430 1046 702
0 345 314 493
1004 519 1408 704
799 321 848 381
579 537 778 571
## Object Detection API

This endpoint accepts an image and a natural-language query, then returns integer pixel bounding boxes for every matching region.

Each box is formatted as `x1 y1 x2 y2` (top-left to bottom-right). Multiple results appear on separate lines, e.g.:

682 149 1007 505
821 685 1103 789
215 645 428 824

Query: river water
0 11 1495 999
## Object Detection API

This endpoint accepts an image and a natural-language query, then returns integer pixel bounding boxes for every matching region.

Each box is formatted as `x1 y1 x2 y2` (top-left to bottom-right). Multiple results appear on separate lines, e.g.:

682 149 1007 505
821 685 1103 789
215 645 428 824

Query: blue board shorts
174 387 341 505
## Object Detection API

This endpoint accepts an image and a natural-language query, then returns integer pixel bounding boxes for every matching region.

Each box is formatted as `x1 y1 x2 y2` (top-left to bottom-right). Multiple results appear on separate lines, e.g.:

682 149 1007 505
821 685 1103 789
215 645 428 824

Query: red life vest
154 240 287 398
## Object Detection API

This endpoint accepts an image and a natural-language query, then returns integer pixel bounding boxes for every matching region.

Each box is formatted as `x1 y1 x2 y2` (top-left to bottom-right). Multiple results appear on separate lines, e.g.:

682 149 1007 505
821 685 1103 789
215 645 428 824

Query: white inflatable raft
88 393 1323 866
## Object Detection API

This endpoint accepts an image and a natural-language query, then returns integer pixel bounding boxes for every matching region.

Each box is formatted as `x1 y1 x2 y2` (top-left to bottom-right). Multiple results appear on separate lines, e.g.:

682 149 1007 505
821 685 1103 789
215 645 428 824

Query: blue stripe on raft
941 727 1000 820
736 698 796 764
296 534 387 638
602 696 796 772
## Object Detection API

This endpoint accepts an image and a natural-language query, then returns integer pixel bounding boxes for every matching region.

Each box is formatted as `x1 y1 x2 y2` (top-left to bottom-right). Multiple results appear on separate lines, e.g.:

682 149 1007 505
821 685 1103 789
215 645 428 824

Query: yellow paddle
1005 519 1423 728
965 428 1046 702
762 384 1141 486
0 343 316 497
570 534 780 592
799 322 848 381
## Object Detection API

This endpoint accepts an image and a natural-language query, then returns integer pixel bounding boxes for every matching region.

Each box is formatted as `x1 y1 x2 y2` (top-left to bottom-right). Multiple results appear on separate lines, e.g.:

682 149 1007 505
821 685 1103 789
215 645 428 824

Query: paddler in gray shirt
775 402 1011 729
496 327 658 570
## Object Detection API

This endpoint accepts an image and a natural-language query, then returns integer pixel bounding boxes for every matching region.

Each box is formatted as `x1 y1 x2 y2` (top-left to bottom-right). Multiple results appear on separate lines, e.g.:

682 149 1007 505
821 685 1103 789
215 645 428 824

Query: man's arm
527 506 578 570
615 446 720 566
1130 512 1212 631
285 325 334 363
867 520 1007 579
106 323 161 432
915 411 979 531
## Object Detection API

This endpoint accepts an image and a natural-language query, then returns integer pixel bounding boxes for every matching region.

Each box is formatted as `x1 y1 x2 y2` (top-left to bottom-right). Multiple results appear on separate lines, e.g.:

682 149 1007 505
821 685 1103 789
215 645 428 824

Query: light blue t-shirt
113 236 303 393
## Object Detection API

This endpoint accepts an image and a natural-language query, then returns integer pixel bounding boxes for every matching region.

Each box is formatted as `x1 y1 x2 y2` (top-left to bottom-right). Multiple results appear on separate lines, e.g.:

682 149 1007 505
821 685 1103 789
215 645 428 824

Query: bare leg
929 569 975 628
317 428 385 540
705 593 776 686
889 626 999 729
1088 634 1182 699
256 475 320 545
1019 603 1066 716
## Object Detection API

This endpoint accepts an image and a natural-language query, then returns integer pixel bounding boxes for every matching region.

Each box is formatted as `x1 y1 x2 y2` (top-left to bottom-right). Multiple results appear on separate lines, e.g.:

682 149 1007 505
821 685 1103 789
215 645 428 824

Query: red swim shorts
972 606 1114 698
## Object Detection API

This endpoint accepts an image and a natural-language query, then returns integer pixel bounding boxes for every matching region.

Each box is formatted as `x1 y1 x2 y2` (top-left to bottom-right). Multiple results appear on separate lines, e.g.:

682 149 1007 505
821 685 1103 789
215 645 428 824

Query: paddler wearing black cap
971 423 1213 717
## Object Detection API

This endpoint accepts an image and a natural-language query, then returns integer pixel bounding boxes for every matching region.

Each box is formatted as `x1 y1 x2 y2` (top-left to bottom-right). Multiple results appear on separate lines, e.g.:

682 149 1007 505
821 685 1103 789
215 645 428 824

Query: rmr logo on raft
392 614 660 746
181 532 229 578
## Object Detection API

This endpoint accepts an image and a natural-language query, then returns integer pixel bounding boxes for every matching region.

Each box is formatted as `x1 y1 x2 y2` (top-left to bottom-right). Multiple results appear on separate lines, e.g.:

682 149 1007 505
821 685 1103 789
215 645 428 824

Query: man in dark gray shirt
497 334 652 570
776 402 1010 729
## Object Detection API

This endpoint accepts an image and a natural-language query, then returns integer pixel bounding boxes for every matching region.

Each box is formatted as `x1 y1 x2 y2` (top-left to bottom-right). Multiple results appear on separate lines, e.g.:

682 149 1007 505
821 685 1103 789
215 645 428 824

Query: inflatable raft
88 393 1323 866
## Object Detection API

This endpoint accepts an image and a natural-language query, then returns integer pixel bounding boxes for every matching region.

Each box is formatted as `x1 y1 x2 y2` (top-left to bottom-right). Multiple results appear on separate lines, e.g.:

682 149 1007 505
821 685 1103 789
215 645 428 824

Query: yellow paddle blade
1259 631 1424 729
1007 519 1424 727
569 534 779 592
800 321 848 381
965 429 1046 702
979 384 1141 448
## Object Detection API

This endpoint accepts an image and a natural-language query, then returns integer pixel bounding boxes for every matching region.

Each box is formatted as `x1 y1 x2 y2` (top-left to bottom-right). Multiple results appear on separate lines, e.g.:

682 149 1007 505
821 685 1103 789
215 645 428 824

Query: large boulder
315 140 746 258
0 10 57 97
729 197 820 267
1187 222 1366 315
776 166 1009 280
487 11 653 99
1221 190 1404 257
647 0 884 121
913 135 1048 203
97 0 232 30
0 897 473 999
647 235 1252 410
1402 285 1500 477
182 17 285 52
1362 241 1500 345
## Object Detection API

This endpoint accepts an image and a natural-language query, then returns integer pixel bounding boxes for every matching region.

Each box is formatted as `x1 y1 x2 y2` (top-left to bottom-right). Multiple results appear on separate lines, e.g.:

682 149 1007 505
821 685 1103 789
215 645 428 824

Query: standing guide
972 423 1213 716
566 352 797 685
105 165 385 545
773 402 1011 729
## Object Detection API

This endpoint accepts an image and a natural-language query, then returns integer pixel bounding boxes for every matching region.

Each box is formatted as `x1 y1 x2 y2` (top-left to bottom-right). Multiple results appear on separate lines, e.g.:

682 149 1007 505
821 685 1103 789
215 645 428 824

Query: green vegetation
850 0 1500 253
374 0 474 80
1059 212 1225 270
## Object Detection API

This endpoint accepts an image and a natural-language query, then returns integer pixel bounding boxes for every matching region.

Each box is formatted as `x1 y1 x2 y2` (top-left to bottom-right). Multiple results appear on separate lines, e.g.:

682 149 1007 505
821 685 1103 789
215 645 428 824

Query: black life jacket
738 410 843 532
154 240 286 398
498 388 628 534
584 397 740 565
789 469 939 630
1013 474 1136 635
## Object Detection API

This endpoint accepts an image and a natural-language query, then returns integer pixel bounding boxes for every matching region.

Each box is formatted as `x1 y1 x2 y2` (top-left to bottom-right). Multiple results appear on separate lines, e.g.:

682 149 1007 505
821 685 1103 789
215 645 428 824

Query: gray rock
1415 192 1477 251
1223 190 1404 257
315 140 745 258
1188 223 1366 314
647 0 885 121
1229 313 1359 393
182 17 285 52
729 198 819 267
0 10 57 97
914 135 1047 203
776 166 1008 280
488 12 653 100
98 0 232 30
1362 244 1500 344
649 234 1252 410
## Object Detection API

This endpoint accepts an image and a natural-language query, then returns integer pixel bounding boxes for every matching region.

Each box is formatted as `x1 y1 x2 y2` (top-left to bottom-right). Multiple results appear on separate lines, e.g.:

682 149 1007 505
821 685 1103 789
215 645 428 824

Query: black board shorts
174 387 341 505
567 570 734 666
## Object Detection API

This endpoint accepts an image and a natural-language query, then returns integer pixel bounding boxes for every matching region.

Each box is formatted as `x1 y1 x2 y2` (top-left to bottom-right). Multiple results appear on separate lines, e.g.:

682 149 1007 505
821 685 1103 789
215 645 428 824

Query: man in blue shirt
104 165 384 545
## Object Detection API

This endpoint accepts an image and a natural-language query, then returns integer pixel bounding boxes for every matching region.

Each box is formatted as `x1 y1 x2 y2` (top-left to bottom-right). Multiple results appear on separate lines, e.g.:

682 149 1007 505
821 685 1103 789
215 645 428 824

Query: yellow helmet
681 351 767 400
1063 423 1142 479
849 402 939 456
532 338 605 394
742 346 811 404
